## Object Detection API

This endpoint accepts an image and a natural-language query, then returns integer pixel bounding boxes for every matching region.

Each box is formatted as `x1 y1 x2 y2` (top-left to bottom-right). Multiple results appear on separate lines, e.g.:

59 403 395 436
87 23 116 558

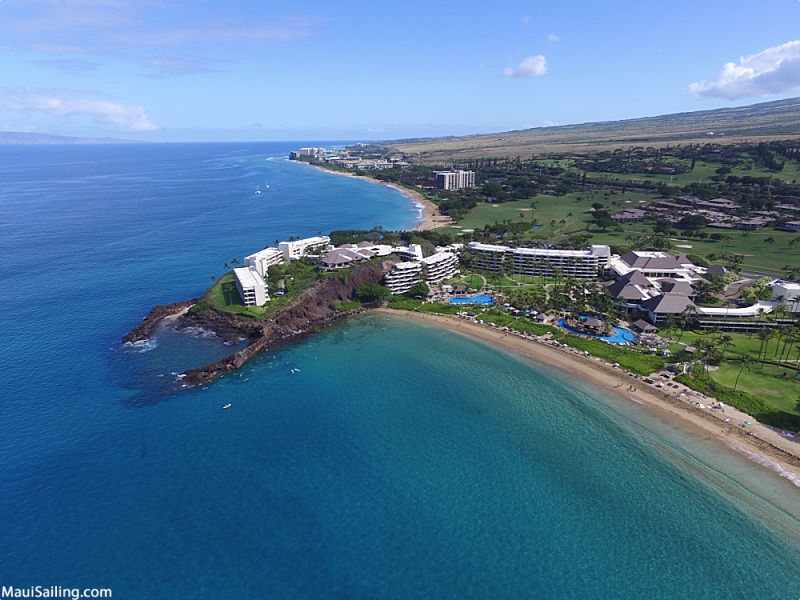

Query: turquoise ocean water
1 143 800 599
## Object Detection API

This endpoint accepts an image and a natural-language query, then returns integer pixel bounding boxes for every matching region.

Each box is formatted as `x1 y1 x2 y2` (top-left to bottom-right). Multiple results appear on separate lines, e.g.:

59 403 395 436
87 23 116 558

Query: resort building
233 267 269 307
244 247 284 277
279 236 331 262
394 244 424 262
320 245 375 270
609 251 704 283
385 261 423 294
640 293 695 324
421 251 459 283
434 170 476 190
772 282 800 314
467 242 611 279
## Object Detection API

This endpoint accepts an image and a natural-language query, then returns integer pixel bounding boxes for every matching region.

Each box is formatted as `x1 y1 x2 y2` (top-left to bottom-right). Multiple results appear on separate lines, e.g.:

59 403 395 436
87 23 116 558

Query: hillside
388 97 800 161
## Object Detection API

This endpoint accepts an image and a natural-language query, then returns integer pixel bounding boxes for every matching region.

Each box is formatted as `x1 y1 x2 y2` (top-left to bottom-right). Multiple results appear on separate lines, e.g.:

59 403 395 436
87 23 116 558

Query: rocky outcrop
122 298 200 344
123 260 397 386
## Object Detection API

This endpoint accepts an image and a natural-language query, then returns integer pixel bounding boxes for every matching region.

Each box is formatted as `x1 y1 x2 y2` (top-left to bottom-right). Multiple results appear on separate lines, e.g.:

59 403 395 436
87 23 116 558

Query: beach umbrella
744 421 751 425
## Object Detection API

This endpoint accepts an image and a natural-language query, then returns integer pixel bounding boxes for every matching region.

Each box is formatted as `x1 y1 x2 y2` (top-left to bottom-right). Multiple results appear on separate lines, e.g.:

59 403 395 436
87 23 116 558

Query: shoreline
308 163 452 231
373 308 800 487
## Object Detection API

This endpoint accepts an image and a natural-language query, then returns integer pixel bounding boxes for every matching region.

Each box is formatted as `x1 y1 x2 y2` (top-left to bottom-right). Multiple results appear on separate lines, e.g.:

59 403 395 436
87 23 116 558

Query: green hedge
675 373 800 431
417 302 464 315
387 297 424 311
561 335 667 375
332 300 361 312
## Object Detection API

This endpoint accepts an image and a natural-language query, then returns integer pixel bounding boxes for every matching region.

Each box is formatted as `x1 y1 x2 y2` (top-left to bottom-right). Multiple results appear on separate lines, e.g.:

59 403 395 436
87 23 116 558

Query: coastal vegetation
675 371 800 431
322 137 800 275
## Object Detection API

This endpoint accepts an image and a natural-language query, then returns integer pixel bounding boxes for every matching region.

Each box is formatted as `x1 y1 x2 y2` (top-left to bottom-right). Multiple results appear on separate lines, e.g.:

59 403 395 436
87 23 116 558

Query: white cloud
504 55 548 78
0 88 159 131
0 1 318 77
689 40 800 100
547 34 559 43
521 16 531 25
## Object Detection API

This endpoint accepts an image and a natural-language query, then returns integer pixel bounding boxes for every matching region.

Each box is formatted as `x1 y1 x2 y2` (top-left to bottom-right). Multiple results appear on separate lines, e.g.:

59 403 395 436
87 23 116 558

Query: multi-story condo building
467 242 611 279
434 170 476 190
279 236 331 262
244 247 284 277
385 262 423 294
233 267 269 307
421 251 459 283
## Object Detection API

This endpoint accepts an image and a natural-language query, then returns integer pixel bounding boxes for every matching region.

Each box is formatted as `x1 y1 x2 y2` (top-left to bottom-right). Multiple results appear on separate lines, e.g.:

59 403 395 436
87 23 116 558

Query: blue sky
3 0 800 141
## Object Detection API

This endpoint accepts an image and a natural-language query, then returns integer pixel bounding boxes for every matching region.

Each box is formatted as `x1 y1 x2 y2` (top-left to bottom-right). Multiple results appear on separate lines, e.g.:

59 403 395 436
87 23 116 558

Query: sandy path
373 308 800 483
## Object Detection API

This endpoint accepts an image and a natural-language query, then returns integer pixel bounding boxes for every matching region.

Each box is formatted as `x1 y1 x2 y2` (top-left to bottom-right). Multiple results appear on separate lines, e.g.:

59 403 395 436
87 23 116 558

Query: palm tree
676 306 694 343
223 262 230 270
719 334 734 355
210 275 216 282
756 328 774 368
231 258 239 266
733 354 752 392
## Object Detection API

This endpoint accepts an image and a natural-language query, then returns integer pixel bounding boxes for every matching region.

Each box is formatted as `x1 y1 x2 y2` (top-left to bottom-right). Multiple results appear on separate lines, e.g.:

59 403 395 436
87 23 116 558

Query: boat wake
723 439 800 488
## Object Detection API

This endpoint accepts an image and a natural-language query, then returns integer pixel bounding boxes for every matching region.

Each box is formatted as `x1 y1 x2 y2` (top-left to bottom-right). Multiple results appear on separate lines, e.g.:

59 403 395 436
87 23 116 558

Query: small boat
265 180 270 188
255 185 261 194
223 403 232 409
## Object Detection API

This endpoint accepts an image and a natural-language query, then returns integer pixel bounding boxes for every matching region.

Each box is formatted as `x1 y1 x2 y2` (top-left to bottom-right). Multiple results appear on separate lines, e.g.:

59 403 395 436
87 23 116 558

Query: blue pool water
558 318 637 344
449 294 494 305
1 143 800 599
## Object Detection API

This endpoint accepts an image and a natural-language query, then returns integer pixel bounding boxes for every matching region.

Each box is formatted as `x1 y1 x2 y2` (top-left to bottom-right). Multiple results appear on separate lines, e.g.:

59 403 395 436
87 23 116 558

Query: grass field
440 190 799 274
709 362 799 414
663 328 800 415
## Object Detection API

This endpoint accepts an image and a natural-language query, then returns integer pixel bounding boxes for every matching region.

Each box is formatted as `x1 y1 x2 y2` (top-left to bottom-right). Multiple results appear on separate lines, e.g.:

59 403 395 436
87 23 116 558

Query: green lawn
204 263 328 320
585 225 799 274
709 362 800 414
439 179 799 274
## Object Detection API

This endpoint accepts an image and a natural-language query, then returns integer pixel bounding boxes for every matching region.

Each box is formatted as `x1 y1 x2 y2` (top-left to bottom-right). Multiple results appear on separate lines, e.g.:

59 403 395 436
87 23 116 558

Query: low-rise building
233 267 269 307
640 293 695 324
610 251 703 282
772 282 800 313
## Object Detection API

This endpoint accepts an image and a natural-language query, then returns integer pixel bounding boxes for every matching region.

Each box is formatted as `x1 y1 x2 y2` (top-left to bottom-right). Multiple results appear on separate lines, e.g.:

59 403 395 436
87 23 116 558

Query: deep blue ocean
1 142 800 599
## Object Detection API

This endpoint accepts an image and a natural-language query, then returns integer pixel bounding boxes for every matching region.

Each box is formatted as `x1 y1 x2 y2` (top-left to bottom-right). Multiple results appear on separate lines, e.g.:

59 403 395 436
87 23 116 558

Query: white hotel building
434 170 476 190
421 251 459 283
244 247 284 277
468 242 611 279
233 267 270 307
384 249 460 294
385 262 423 294
279 236 331 262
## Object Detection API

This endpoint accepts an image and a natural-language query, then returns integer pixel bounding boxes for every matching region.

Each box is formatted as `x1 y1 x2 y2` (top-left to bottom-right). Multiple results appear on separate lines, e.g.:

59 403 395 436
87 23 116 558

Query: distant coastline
0 131 148 145
305 162 452 231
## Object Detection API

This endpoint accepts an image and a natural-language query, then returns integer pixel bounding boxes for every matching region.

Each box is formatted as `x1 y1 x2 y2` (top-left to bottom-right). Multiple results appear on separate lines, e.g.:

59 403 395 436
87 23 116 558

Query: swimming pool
557 318 637 344
449 294 494 306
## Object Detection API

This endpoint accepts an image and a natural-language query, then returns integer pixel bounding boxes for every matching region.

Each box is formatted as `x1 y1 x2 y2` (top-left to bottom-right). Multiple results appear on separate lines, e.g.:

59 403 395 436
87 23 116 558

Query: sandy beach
311 165 451 230
374 308 800 485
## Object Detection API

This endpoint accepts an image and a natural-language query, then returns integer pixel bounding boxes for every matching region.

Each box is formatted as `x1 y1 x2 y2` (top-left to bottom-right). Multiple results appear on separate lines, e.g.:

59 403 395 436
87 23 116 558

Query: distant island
0 131 147 145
